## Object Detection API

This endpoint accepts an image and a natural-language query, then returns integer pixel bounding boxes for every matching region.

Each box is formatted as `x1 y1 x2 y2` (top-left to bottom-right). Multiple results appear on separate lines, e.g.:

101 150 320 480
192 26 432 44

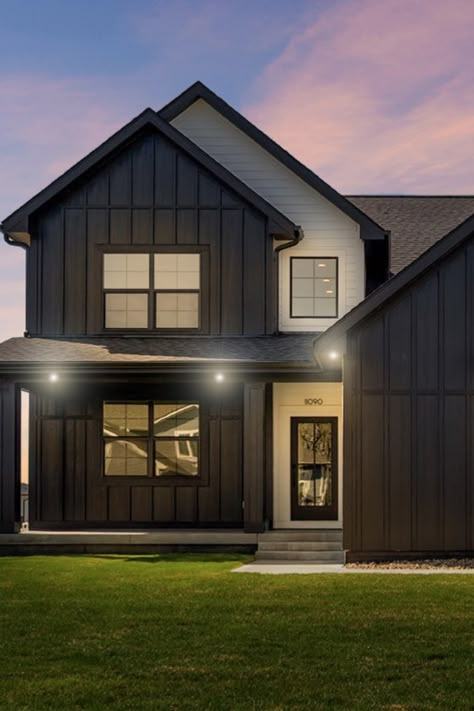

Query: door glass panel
296 422 333 507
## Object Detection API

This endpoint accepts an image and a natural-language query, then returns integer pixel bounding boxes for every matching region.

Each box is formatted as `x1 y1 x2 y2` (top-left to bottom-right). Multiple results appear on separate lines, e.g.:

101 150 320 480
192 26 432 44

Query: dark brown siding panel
414 396 440 550
154 138 176 207
86 209 108 334
199 174 219 207
175 488 197 523
243 383 265 532
110 209 131 244
109 150 132 205
154 209 175 244
41 208 64 335
198 417 220 522
220 418 243 522
108 487 130 522
221 209 243 335
199 209 220 334
443 396 466 550
153 487 175 522
0 382 21 533
131 486 153 522
26 239 39 334
388 296 411 391
40 419 64 522
177 209 197 244
388 395 412 550
86 171 109 206
415 274 439 392
64 209 86 334
360 395 384 550
360 317 384 391
442 251 466 392
243 211 266 336
177 155 197 207
132 209 153 244
132 134 154 206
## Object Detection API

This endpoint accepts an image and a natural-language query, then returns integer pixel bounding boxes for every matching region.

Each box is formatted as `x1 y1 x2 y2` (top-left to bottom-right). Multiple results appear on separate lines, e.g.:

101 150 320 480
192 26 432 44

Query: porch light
317 263 326 268
49 373 59 382
326 290 334 294
328 351 339 361
215 372 225 382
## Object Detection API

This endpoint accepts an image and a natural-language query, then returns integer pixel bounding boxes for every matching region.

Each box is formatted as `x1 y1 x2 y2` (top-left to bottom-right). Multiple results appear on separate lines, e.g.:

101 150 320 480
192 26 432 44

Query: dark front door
291 417 338 520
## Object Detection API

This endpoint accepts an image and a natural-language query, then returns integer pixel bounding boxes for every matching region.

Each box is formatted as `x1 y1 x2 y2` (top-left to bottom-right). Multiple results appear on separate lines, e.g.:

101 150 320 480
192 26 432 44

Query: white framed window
290 257 338 318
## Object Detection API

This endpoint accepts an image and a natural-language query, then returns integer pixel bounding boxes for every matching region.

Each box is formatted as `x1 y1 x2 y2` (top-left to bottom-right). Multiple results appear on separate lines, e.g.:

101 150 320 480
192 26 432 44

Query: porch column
243 382 266 533
0 381 21 533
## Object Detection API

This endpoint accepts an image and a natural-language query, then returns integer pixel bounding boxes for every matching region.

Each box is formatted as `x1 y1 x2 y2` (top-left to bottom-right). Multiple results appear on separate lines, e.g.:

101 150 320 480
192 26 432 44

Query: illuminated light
326 290 333 294
317 263 327 268
215 373 225 382
323 278 331 283
49 373 59 382
328 351 339 361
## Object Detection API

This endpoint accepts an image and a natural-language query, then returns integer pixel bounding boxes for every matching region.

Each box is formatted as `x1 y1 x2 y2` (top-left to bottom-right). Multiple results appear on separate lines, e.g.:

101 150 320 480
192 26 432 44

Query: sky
1 0 474 343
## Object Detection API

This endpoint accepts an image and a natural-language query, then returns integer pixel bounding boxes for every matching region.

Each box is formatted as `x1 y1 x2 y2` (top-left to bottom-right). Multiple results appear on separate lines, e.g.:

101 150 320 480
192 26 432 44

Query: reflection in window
103 401 199 478
291 258 337 318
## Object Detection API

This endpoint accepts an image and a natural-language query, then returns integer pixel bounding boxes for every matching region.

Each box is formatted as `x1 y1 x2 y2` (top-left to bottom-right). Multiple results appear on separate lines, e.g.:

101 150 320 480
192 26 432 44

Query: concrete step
255 550 345 563
258 541 342 552
258 530 343 543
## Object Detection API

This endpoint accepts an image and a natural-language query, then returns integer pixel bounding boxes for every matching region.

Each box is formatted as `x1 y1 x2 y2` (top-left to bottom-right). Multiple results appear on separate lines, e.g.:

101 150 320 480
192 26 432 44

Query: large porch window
103 401 200 479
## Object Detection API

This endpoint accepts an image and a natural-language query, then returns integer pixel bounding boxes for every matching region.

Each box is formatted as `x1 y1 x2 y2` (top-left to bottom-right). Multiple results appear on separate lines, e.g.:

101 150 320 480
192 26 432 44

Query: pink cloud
244 0 474 193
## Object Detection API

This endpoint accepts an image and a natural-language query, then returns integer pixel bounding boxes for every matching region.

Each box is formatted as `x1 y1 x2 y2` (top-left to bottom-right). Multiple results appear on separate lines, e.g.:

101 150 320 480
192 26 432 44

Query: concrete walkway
233 562 474 575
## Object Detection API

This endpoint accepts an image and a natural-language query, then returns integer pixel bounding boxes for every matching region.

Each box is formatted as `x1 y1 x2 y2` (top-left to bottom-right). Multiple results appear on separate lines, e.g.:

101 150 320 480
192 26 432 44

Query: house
1 82 473 560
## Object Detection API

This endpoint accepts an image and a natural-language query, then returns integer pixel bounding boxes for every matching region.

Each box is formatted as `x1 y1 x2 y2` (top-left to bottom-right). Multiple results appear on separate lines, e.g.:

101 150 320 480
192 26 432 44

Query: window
103 252 201 330
155 254 200 328
103 401 200 478
290 257 338 318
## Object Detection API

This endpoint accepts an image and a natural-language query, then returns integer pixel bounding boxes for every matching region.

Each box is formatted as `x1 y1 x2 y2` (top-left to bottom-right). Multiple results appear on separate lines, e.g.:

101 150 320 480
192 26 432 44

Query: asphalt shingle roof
347 196 474 273
0 335 319 366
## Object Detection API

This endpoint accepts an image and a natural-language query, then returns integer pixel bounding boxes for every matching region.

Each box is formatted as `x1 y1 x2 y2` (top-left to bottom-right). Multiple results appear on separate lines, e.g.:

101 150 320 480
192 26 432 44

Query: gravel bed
346 558 474 570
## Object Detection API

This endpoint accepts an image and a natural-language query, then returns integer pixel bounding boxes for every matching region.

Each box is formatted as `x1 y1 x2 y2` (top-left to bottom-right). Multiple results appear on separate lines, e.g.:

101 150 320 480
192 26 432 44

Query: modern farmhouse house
1 82 474 561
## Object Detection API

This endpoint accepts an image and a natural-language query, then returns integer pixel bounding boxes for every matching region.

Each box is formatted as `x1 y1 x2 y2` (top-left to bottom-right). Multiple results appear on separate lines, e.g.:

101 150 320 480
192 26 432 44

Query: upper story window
103 251 201 331
290 257 338 319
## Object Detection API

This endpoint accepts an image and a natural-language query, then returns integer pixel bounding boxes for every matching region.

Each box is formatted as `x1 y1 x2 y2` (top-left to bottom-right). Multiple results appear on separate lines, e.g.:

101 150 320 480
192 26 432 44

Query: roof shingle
347 196 474 273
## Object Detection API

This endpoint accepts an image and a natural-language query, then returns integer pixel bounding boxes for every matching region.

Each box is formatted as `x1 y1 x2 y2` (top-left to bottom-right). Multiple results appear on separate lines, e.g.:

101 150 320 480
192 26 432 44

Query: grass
0 555 473 710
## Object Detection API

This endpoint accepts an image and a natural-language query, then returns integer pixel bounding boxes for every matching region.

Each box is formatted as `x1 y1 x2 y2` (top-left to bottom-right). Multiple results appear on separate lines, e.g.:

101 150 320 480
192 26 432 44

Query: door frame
290 416 338 521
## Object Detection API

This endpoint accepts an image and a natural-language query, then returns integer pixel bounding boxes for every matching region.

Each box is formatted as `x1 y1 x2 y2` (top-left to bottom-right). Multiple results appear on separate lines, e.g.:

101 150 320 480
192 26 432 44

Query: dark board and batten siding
27 129 275 338
344 240 474 558
0 382 21 533
29 385 244 529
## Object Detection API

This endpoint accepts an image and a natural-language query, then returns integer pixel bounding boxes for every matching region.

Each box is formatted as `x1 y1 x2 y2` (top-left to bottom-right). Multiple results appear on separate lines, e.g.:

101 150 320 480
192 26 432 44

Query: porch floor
0 529 257 555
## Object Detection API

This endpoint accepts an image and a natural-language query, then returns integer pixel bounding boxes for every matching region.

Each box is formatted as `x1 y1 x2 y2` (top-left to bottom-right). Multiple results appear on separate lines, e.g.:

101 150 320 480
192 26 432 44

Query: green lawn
0 556 473 710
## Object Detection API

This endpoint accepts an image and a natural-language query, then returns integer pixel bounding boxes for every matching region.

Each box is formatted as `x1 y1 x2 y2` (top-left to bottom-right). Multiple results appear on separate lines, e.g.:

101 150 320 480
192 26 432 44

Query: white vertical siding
172 99 365 331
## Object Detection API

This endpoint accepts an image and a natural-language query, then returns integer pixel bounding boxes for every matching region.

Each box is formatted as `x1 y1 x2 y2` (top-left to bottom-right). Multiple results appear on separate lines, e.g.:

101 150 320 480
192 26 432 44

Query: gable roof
2 107 297 243
313 210 474 357
159 82 387 241
348 195 474 273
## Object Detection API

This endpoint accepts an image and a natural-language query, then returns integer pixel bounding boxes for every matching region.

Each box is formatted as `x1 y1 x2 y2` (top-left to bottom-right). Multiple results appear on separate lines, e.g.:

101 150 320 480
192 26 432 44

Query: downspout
274 226 303 335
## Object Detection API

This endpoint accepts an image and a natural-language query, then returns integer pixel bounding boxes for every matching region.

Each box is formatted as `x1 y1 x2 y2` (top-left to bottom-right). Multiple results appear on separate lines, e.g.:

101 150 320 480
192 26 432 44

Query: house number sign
304 398 324 405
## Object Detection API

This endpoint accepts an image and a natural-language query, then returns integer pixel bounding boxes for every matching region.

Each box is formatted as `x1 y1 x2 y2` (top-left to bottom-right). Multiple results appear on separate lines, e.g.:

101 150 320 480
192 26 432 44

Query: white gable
171 99 364 331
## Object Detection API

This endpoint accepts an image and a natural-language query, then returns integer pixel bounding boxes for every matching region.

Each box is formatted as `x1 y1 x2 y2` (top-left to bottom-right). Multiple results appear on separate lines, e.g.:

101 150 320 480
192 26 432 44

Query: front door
290 417 338 520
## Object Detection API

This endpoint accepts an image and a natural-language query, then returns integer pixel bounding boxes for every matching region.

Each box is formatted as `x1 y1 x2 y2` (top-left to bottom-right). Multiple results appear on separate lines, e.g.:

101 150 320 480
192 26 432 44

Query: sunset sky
1 0 474 342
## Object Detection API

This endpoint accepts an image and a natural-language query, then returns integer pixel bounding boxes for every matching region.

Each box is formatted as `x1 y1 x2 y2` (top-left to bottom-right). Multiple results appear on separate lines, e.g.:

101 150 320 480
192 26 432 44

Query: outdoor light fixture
328 351 339 361
49 373 59 382
215 373 225 382
317 263 327 268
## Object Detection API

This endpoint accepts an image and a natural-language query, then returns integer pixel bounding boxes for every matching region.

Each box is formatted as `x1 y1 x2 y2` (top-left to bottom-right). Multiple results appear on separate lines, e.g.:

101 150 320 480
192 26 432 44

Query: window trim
100 245 209 335
102 400 206 486
289 256 339 319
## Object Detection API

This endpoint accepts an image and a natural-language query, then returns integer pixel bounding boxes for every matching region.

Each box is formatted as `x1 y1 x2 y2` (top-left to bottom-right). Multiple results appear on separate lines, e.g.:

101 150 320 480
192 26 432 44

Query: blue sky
1 0 474 341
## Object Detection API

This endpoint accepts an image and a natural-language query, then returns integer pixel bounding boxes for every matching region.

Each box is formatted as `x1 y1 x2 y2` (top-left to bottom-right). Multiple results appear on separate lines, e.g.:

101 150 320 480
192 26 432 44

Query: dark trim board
159 82 387 241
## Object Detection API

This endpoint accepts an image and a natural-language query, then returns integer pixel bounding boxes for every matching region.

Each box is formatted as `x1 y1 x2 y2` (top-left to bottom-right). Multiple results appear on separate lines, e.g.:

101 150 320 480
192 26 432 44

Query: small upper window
103 252 201 330
290 257 338 318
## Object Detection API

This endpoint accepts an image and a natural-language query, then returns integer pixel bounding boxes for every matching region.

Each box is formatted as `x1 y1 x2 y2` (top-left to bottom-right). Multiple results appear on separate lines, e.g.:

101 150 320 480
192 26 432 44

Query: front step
256 529 344 563
255 550 344 563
